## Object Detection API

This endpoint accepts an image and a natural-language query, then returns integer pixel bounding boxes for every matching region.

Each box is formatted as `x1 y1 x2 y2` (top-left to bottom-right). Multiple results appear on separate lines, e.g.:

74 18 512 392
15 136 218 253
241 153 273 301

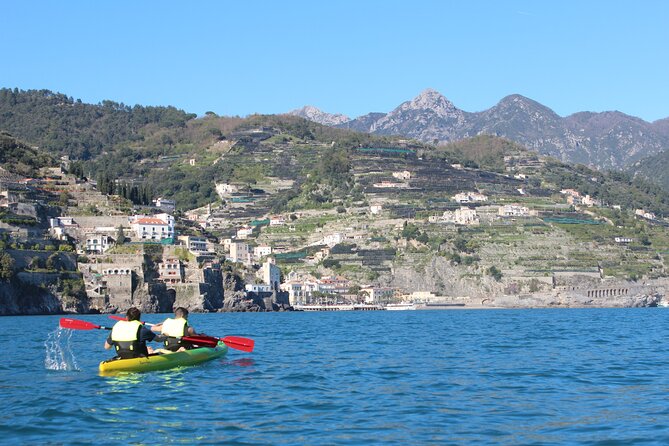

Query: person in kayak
152 307 199 352
104 307 156 359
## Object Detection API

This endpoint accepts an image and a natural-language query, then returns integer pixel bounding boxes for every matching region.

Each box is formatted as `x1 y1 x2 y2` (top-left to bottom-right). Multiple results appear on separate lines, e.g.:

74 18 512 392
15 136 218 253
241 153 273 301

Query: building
435 207 479 225
153 197 176 213
229 242 253 265
635 209 656 220
253 245 272 259
392 170 411 180
158 256 183 284
323 233 344 247
245 283 272 293
269 215 286 226
453 192 488 203
360 287 396 304
85 233 114 254
370 204 383 215
280 281 304 305
262 258 281 290
498 204 530 217
129 213 175 241
179 235 207 253
236 225 253 239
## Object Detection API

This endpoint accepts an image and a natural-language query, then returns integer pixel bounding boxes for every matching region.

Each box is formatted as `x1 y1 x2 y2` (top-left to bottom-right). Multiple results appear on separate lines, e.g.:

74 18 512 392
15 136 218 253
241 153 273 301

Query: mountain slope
285 89 669 171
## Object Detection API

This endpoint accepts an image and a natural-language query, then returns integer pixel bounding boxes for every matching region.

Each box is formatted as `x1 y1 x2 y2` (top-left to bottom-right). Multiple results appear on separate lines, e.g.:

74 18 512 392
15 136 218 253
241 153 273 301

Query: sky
1 0 668 122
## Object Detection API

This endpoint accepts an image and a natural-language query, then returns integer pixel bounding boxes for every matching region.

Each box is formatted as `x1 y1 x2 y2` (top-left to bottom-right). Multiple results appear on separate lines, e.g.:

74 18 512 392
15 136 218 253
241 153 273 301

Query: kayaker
104 307 156 359
152 307 199 352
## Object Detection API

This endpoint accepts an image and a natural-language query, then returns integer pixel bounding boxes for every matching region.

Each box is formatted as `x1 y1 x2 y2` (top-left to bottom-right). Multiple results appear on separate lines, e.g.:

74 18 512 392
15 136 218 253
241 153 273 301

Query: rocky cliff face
390 253 667 308
289 105 350 126
292 89 669 171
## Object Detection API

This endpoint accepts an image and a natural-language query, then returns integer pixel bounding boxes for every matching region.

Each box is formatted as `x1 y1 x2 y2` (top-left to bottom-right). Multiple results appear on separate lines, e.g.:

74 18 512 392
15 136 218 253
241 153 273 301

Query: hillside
1 104 669 310
0 132 55 177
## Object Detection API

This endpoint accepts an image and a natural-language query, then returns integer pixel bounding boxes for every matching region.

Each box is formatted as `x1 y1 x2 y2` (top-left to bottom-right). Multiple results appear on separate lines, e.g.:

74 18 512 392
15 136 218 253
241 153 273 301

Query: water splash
45 328 80 371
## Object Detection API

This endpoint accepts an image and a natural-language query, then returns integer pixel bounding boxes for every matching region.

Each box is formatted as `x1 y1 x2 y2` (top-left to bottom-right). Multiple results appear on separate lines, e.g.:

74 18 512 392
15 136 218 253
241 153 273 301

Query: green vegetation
0 132 54 177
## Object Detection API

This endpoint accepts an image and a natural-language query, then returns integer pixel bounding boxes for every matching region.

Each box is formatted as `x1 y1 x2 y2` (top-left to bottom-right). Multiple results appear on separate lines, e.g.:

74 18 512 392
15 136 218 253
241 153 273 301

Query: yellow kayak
99 342 228 375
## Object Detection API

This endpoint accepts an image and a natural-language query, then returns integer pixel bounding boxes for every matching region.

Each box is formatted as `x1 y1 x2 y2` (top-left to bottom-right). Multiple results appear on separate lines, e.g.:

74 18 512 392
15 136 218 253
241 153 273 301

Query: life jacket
110 320 145 359
161 317 189 351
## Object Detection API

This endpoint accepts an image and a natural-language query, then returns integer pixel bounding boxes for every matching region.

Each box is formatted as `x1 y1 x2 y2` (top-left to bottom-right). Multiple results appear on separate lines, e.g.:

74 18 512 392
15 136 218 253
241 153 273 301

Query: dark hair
126 307 141 321
174 307 189 319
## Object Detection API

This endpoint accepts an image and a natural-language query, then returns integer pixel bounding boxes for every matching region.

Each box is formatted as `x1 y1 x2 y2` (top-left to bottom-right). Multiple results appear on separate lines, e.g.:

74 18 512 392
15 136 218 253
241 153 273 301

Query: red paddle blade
222 336 255 353
60 318 101 330
182 335 219 348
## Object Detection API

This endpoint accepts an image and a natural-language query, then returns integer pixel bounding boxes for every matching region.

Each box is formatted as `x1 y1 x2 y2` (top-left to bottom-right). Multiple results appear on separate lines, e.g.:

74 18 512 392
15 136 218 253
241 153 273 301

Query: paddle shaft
60 317 218 348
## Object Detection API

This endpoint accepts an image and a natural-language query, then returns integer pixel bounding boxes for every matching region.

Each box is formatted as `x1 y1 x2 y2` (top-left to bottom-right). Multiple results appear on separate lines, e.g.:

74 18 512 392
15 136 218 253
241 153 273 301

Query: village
2 144 667 315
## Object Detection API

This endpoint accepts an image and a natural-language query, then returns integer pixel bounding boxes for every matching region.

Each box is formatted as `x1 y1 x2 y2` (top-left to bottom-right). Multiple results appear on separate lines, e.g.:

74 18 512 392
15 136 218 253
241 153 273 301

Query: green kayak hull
99 342 228 375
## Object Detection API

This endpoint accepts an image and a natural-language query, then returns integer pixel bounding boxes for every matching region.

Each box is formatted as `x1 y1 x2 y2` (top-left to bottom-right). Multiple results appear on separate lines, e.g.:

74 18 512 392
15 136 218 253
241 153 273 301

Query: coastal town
2 138 667 315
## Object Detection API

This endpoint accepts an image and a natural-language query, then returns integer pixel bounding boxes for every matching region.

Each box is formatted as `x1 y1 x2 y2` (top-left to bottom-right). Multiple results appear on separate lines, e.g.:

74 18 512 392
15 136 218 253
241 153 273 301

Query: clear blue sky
2 0 668 121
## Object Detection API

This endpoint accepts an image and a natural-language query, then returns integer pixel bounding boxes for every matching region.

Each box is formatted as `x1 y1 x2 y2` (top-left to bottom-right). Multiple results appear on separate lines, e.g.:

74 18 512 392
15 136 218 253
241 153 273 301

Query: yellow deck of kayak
99 342 228 375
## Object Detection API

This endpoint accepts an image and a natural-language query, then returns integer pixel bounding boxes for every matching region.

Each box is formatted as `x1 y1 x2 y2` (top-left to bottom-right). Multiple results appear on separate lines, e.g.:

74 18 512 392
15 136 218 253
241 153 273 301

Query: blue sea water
3 309 669 445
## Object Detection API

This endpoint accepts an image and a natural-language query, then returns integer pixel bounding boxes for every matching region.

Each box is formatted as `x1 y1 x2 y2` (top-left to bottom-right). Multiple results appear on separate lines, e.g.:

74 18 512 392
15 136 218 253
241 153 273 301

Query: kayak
99 342 228 375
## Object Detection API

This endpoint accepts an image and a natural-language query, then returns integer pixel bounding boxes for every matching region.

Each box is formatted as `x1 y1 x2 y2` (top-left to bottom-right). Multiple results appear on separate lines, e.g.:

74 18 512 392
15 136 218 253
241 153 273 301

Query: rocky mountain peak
289 105 350 126
401 88 458 117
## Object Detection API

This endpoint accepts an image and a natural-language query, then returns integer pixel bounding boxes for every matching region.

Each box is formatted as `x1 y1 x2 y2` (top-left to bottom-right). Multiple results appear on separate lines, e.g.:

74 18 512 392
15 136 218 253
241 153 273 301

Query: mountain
289 105 350 126
291 89 669 171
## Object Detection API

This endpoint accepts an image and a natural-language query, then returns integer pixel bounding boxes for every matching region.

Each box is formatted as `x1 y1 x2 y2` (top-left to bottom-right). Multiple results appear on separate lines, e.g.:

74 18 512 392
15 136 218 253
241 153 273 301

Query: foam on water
44 328 80 371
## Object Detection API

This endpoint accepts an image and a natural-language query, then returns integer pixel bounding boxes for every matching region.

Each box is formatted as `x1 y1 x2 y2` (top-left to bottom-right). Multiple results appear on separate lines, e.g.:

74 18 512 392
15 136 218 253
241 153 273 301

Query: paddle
59 317 218 348
108 315 255 352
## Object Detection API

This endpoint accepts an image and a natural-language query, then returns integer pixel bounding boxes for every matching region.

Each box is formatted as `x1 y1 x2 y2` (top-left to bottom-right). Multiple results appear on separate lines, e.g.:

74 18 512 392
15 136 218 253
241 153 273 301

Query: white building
85 233 114 254
254 245 272 259
498 204 530 217
635 209 656 220
370 204 383 215
392 170 411 180
436 207 479 225
179 235 207 253
245 284 272 293
215 183 239 198
453 192 488 203
280 281 304 305
269 215 286 226
236 225 253 239
262 258 281 290
129 213 175 241
323 233 344 247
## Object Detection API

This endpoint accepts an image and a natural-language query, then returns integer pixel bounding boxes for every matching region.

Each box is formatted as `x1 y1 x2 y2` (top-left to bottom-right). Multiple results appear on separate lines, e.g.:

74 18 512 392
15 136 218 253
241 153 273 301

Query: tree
116 225 126 245
46 253 60 271
0 251 15 279
487 266 503 282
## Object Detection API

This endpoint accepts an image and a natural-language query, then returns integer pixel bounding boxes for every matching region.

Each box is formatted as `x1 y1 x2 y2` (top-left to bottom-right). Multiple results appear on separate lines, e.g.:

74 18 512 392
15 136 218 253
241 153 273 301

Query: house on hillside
129 213 175 241
236 225 253 239
153 197 176 213
453 192 488 203
498 204 530 217
158 256 183 284
85 233 114 254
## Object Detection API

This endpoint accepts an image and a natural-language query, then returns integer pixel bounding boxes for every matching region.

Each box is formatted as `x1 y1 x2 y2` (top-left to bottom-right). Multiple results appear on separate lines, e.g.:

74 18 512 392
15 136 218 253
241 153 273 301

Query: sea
3 308 669 445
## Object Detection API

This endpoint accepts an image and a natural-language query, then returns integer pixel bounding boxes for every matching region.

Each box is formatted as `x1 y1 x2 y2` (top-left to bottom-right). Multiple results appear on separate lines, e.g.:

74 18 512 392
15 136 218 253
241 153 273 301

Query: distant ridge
289 105 350 127
289 89 669 170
